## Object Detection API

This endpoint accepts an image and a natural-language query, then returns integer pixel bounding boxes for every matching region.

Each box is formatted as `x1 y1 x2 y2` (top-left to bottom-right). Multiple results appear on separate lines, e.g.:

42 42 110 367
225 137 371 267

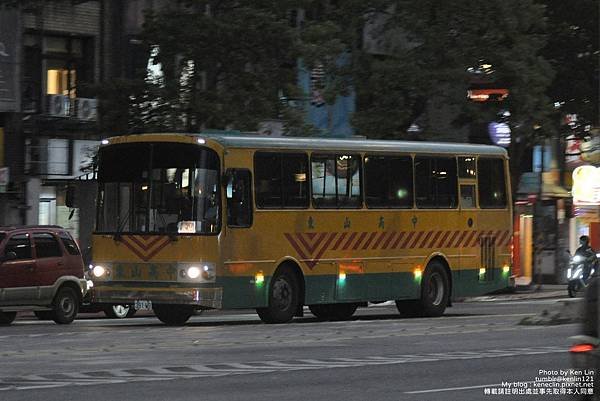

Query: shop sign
572 165 600 205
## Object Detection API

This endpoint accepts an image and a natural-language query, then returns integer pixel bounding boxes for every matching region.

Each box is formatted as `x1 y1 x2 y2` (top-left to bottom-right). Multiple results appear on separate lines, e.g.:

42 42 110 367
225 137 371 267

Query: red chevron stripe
462 231 477 248
401 232 415 248
362 232 378 250
309 232 338 269
353 232 368 250
391 232 406 249
297 232 326 254
342 232 358 250
372 232 388 250
469 231 482 247
445 231 460 248
409 232 424 248
427 231 442 248
331 232 348 251
120 236 170 261
498 230 510 246
128 235 163 252
120 238 149 261
284 233 310 260
437 231 451 248
143 238 171 260
418 231 433 248
382 232 398 250
452 231 467 248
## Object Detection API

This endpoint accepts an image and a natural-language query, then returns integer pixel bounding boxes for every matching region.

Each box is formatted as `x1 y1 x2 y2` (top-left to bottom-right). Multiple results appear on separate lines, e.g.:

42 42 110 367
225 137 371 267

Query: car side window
4 234 32 260
59 232 80 255
33 233 63 258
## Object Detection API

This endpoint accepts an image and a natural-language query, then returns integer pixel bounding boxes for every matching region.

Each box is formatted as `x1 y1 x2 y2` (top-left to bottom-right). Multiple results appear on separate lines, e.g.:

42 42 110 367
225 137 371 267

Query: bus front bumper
91 284 223 309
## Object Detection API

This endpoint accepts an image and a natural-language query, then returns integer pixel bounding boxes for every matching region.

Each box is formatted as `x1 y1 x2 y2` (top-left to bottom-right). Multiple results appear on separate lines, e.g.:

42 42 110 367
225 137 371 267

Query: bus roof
203 134 508 157
105 133 508 157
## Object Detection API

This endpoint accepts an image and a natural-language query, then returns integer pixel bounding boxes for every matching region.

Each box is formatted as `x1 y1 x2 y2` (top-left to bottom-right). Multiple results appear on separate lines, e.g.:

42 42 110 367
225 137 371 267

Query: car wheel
104 305 136 319
153 305 194 326
256 268 299 324
51 287 79 324
34 311 53 320
0 311 16 325
309 303 358 321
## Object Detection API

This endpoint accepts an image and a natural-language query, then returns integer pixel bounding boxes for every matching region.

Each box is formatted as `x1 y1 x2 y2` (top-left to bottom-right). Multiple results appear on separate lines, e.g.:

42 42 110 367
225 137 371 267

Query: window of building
4 234 32 260
365 155 413 208
415 157 458 208
478 158 507 208
254 153 309 208
33 233 62 258
311 154 361 208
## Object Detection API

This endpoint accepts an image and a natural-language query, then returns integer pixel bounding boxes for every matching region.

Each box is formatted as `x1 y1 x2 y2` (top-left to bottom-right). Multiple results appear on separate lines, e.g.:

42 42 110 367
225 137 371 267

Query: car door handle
57 262 64 266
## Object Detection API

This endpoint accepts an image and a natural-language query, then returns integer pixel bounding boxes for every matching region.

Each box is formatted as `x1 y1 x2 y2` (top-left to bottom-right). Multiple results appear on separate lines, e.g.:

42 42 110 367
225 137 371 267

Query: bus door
458 157 479 278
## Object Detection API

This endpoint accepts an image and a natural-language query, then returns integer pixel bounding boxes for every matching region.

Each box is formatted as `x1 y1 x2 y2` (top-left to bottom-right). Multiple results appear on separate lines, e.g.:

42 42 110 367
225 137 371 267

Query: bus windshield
96 142 220 234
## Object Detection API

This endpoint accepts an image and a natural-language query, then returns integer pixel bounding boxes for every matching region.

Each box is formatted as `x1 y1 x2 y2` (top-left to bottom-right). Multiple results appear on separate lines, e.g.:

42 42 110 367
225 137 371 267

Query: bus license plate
134 300 152 311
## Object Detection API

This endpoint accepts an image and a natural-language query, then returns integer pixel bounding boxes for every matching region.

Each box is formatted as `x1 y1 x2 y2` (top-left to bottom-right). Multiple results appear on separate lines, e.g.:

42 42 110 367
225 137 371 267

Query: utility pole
534 136 545 290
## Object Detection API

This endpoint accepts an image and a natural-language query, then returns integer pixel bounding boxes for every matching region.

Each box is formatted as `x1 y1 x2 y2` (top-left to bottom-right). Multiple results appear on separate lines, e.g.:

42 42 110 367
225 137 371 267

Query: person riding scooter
568 235 598 297
575 235 598 281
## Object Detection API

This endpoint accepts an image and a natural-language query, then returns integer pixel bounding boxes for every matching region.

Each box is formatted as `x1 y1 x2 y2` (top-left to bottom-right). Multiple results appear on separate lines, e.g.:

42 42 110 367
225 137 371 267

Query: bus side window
226 169 253 227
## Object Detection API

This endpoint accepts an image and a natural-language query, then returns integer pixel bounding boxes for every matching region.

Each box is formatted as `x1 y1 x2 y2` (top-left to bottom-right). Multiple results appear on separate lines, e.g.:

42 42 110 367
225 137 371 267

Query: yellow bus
90 133 512 325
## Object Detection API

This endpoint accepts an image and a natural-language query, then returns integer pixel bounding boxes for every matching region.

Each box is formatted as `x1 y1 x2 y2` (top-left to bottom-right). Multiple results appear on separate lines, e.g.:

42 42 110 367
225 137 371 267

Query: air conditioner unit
76 98 98 121
47 94 70 117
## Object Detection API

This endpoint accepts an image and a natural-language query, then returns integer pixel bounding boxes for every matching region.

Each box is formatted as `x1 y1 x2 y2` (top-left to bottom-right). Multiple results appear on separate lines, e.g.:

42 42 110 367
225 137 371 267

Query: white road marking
0 346 566 392
406 381 536 394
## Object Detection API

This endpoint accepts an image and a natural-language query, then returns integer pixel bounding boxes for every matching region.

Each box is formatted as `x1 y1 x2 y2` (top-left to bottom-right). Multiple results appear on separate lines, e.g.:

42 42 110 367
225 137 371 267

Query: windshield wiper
113 209 130 242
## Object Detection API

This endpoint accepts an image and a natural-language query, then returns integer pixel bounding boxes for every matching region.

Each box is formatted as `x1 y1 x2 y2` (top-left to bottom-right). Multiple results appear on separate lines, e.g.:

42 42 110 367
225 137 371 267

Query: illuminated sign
572 165 600 205
488 122 511 147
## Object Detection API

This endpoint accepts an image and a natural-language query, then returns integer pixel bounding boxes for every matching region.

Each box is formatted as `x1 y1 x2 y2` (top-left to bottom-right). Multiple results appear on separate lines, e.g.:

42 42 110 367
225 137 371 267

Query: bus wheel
0 311 17 325
396 262 449 318
309 303 358 321
257 268 299 324
104 304 136 319
153 305 194 326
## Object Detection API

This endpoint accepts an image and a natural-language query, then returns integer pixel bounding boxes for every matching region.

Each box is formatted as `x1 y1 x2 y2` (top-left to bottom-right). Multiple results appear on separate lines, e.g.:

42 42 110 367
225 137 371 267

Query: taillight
570 344 595 353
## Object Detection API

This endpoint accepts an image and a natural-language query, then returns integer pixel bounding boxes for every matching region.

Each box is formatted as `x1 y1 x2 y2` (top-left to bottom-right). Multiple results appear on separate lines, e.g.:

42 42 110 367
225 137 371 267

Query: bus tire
418 262 449 317
0 311 17 325
396 262 449 317
153 305 194 326
104 304 136 319
309 303 358 321
257 268 299 324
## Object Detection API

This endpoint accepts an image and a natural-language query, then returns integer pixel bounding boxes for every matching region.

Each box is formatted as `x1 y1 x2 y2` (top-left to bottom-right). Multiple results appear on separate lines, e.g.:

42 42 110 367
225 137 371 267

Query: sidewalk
464 284 567 302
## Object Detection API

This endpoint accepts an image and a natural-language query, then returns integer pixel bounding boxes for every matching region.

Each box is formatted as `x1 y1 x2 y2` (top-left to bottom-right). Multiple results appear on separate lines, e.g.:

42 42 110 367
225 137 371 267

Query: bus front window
97 142 220 234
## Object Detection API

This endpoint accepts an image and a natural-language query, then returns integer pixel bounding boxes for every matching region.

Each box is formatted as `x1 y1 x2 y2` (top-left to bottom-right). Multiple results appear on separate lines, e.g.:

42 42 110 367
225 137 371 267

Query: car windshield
96 142 220 234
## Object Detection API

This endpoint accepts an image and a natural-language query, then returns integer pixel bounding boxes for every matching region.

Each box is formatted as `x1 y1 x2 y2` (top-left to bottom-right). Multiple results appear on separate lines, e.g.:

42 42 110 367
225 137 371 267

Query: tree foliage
134 0 299 132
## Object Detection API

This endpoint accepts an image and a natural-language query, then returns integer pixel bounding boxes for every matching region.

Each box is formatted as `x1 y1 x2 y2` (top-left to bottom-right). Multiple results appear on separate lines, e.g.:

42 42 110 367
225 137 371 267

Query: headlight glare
92 265 106 278
187 266 201 279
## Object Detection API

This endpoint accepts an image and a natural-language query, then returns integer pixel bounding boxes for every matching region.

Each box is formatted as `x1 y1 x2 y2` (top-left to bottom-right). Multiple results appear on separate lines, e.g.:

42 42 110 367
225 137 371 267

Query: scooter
567 251 599 298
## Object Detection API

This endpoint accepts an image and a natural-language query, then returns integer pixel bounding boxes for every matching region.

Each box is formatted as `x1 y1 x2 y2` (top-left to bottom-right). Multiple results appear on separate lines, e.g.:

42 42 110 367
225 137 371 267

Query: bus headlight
92 265 108 278
178 263 216 283
187 266 201 279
